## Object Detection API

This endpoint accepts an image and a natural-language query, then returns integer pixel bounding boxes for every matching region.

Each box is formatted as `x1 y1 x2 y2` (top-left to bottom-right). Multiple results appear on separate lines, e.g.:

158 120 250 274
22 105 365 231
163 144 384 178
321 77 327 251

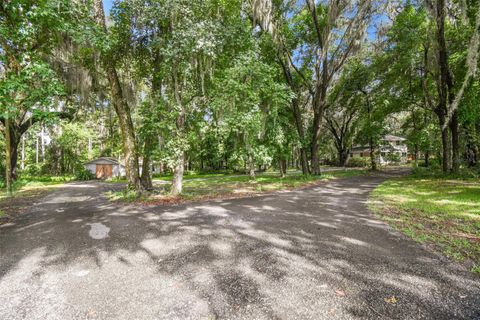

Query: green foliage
1 175 73 193
75 168 95 181
385 152 401 164
211 51 292 170
346 157 369 168
0 0 77 119
22 164 42 176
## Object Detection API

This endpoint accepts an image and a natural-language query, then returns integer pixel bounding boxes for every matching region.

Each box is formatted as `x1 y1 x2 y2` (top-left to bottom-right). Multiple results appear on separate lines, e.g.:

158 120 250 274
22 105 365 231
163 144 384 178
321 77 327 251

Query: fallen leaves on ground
384 296 398 304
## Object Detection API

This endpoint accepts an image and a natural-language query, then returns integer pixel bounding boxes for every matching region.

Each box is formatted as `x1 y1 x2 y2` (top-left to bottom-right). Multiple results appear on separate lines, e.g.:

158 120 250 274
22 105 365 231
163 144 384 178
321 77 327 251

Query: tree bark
5 119 13 195
171 152 184 195
310 108 323 175
171 64 186 195
279 159 286 178
279 58 309 175
436 110 450 173
21 134 25 170
435 0 455 174
414 144 419 167
338 150 348 167
247 154 255 179
369 137 377 171
292 98 310 175
450 110 460 173
10 137 19 181
2 122 21 183
93 0 143 191
140 136 154 190
245 135 255 179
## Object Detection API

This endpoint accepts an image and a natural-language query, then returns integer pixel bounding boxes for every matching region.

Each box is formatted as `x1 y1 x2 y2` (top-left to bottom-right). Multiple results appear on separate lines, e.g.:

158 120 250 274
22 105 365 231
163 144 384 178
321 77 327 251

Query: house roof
84 157 120 165
383 134 406 142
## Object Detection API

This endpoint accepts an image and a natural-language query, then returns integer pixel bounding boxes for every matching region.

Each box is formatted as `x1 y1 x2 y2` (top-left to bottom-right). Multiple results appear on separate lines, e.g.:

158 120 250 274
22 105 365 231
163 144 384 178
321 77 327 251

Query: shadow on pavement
0 172 479 319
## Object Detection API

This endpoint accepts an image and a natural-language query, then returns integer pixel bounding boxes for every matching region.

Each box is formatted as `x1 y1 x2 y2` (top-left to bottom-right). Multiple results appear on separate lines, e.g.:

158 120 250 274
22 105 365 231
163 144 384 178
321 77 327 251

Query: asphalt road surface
1 172 479 319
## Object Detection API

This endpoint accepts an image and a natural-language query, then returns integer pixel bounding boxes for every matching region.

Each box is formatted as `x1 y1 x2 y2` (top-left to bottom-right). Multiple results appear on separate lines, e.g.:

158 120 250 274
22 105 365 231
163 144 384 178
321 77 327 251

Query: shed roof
383 135 406 141
84 157 120 165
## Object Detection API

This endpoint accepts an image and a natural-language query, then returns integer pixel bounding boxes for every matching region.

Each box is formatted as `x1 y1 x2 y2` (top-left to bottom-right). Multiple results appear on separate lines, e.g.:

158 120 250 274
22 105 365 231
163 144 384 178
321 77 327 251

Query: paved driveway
1 173 479 319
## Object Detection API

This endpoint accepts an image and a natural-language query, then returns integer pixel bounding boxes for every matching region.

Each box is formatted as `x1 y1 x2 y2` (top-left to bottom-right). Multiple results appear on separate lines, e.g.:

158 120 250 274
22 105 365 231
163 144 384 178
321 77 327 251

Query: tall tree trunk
247 153 255 179
292 98 309 175
441 127 449 173
10 138 19 181
245 135 255 179
278 57 309 175
2 123 20 183
287 85 309 173
141 46 163 191
141 137 154 190
171 65 185 195
5 119 13 195
338 149 348 167
279 159 286 178
21 134 25 170
414 144 419 167
435 0 455 174
93 0 143 191
172 152 184 195
310 108 323 175
437 111 450 173
369 137 377 171
450 110 460 173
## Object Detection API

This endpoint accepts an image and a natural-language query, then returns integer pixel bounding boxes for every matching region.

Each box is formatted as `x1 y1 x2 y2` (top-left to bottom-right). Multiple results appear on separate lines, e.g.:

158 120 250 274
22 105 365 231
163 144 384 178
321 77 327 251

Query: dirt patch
0 187 58 225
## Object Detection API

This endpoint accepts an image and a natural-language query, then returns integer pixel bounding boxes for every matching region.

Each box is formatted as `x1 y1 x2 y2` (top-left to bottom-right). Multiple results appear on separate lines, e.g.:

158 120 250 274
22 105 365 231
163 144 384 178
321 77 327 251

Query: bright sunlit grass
108 169 367 204
0 175 73 200
370 171 480 273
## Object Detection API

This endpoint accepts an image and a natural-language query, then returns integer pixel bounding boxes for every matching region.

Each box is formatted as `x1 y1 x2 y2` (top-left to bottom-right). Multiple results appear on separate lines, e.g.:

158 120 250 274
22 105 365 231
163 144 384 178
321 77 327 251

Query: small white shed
84 157 125 179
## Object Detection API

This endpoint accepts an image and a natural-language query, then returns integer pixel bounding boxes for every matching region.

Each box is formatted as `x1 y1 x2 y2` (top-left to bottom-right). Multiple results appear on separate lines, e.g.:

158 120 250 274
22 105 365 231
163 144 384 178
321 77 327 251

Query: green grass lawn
108 169 367 203
153 171 234 181
369 170 480 273
0 175 73 199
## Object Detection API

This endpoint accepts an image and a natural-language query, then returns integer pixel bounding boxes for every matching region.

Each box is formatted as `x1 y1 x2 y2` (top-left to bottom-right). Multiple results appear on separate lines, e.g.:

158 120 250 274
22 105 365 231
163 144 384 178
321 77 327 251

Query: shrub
385 152 401 164
23 163 42 176
346 157 369 168
75 168 95 181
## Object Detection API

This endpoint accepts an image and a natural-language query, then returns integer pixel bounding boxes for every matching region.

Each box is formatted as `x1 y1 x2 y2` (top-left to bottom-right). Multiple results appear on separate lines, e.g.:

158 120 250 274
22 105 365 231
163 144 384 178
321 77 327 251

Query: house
349 135 408 165
379 135 408 165
84 157 125 179
84 157 166 179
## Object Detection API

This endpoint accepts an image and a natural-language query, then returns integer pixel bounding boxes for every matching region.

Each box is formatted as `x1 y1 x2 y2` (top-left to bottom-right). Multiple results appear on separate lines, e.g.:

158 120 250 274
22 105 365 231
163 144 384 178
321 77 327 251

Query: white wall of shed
85 164 96 175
